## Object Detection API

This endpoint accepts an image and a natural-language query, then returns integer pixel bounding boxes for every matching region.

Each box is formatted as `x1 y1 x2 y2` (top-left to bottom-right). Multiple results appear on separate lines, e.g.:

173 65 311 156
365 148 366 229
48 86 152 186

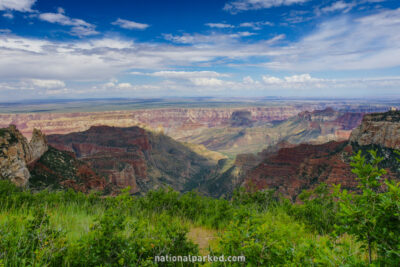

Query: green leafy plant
335 150 400 265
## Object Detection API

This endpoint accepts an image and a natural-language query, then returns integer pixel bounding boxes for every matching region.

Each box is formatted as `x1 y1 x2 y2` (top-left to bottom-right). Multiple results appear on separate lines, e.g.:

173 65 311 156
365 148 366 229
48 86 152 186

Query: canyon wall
0 106 327 140
350 110 400 149
210 110 400 199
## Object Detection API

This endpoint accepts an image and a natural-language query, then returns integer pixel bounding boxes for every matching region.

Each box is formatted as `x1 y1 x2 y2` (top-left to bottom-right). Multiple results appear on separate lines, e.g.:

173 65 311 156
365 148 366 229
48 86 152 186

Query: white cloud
262 75 283 84
38 9 98 37
116 82 132 88
321 1 355 13
239 21 273 30
190 77 226 86
133 71 229 79
284 74 322 83
0 79 66 91
261 74 325 89
1 8 400 99
224 0 310 13
0 0 36 12
112 18 150 30
205 23 234 28
29 79 65 89
3 12 13 18
265 8 400 71
163 31 256 44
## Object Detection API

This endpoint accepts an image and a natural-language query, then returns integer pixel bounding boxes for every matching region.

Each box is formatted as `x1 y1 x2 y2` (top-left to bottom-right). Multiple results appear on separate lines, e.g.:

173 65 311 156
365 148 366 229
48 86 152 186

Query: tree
335 150 400 265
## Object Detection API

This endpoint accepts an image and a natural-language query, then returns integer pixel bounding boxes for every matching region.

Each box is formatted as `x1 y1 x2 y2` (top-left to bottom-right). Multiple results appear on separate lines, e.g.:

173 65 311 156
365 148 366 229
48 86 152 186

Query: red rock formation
27 147 107 193
244 141 358 199
46 126 150 193
350 110 400 149
46 125 215 194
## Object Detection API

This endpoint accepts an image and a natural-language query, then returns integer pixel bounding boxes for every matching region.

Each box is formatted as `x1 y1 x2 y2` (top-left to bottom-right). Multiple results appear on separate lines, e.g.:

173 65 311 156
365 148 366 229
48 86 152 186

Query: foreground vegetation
0 151 399 266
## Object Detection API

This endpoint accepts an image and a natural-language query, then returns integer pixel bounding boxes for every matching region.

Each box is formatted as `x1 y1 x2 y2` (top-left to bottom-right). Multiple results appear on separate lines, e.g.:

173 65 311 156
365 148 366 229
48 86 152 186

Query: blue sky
0 0 399 101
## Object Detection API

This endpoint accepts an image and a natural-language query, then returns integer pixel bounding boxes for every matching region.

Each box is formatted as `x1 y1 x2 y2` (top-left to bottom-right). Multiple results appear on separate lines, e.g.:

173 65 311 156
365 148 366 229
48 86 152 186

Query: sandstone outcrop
29 128 48 163
0 125 48 187
350 110 400 149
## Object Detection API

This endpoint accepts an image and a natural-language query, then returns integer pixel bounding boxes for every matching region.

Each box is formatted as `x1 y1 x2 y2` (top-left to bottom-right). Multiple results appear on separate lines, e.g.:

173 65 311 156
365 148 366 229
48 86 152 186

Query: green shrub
335 150 400 265
0 207 67 266
290 183 338 234
213 210 364 266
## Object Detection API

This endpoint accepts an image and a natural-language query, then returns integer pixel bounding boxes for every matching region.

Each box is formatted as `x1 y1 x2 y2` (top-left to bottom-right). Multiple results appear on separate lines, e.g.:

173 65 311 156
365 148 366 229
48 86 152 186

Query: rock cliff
0 125 48 186
350 110 400 149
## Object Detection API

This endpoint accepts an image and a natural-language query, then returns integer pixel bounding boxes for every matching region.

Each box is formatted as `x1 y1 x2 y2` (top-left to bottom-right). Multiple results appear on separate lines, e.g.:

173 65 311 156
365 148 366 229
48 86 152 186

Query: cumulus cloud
224 0 310 13
1 7 400 99
38 8 98 37
0 0 36 12
262 73 324 85
262 75 284 84
112 18 150 30
190 77 226 86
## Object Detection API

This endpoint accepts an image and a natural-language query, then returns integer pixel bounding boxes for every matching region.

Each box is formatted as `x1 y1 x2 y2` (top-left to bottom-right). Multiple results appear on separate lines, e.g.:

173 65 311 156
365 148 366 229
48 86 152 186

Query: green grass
0 181 374 266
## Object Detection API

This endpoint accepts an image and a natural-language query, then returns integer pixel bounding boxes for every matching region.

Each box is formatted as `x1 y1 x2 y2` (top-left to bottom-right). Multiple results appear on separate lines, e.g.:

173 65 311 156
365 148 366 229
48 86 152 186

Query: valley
1 99 400 199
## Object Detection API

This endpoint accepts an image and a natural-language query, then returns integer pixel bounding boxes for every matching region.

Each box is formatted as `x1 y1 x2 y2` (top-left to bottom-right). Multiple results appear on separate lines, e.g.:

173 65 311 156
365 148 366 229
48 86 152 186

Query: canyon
209 110 400 199
1 102 399 199
181 107 366 157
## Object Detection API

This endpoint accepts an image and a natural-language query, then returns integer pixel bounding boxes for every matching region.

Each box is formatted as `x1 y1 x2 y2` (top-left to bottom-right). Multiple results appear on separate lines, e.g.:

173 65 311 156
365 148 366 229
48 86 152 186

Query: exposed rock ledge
0 125 48 186
350 110 400 149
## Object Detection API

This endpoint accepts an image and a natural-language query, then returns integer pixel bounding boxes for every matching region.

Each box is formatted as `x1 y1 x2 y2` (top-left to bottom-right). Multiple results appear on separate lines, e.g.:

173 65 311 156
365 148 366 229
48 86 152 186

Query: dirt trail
187 226 218 256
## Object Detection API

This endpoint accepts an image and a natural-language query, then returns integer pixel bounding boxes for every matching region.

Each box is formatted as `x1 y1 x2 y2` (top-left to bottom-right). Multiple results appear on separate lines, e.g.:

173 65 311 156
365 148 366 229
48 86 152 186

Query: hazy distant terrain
0 97 398 113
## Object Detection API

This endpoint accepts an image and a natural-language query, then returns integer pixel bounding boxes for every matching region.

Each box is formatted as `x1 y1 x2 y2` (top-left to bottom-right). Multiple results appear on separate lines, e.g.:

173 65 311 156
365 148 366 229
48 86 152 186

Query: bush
289 183 338 234
0 207 67 266
213 210 364 266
